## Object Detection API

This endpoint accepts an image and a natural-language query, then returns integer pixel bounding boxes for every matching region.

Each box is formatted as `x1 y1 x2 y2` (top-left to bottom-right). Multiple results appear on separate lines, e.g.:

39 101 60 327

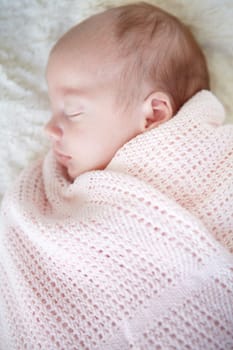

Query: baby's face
45 22 142 180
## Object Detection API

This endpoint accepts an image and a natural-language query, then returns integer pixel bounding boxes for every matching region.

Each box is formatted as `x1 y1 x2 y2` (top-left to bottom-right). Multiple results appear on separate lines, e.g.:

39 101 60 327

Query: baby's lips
53 149 72 166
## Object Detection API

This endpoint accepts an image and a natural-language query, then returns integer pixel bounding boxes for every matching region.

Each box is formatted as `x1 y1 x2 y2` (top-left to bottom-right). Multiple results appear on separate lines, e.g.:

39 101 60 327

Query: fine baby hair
111 2 210 113
54 2 210 115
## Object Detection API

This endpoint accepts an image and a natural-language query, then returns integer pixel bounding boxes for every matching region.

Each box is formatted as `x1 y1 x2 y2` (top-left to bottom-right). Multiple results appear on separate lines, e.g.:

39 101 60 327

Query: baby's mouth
53 149 72 167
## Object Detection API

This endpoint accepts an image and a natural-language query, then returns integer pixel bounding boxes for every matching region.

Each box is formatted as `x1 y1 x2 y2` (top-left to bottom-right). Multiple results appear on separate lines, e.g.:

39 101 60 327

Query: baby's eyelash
66 112 83 119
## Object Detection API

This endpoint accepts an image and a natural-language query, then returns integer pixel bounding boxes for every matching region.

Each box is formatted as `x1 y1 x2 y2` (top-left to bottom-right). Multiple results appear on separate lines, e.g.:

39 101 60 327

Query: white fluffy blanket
1 91 233 349
0 0 233 202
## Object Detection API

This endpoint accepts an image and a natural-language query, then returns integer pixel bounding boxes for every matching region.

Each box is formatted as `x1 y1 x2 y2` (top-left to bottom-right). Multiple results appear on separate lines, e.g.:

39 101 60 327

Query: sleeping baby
1 3 233 350
44 2 209 181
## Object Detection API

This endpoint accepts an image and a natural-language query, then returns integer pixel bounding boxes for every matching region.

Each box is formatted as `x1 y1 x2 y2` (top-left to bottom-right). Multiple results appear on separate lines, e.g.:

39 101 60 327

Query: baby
44 2 209 181
1 3 233 349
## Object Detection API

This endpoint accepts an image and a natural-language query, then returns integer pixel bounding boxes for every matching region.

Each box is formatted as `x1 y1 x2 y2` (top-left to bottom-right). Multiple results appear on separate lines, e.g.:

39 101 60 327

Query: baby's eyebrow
63 87 87 97
63 90 87 108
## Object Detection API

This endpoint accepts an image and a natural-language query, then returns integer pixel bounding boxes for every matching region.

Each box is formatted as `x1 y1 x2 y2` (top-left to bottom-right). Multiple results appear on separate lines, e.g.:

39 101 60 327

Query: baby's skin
44 10 172 181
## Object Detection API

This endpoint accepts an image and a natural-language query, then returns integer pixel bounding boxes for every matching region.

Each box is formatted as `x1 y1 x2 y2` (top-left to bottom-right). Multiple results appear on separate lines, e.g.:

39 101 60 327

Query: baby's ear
141 91 173 131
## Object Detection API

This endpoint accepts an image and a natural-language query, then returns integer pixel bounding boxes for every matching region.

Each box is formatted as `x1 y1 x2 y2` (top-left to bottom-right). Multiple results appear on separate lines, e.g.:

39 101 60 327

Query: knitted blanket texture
0 90 233 349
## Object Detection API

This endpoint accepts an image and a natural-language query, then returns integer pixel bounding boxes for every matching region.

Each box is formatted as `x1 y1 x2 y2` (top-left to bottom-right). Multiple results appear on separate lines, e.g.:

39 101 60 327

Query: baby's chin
66 165 79 182
66 163 87 182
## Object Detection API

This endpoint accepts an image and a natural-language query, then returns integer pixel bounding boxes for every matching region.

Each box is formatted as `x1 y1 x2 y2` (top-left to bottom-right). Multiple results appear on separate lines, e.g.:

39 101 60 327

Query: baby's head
45 2 209 180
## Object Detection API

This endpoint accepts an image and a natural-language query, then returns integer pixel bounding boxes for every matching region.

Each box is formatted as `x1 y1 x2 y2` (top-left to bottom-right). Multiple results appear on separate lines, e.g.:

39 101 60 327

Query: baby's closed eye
65 111 84 120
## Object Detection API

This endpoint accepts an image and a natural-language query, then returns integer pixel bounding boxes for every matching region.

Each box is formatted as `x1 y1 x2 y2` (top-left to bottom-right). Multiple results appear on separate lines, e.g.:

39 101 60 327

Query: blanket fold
0 90 233 350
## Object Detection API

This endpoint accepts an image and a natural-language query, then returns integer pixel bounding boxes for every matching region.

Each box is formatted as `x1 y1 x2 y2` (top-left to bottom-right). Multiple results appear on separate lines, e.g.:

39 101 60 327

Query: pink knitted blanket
1 91 233 349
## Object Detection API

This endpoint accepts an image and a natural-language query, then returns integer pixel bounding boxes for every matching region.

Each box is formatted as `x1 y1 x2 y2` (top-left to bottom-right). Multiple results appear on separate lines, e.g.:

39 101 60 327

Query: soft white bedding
0 0 233 201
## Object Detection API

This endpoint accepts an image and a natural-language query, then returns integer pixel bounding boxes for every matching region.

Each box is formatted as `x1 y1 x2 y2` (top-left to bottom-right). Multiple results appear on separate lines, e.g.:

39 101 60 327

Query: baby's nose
44 118 63 140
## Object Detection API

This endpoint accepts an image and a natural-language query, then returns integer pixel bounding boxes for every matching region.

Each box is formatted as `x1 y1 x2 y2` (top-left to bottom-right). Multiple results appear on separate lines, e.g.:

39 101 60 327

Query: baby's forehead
54 10 118 53
46 16 126 94
48 13 123 75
